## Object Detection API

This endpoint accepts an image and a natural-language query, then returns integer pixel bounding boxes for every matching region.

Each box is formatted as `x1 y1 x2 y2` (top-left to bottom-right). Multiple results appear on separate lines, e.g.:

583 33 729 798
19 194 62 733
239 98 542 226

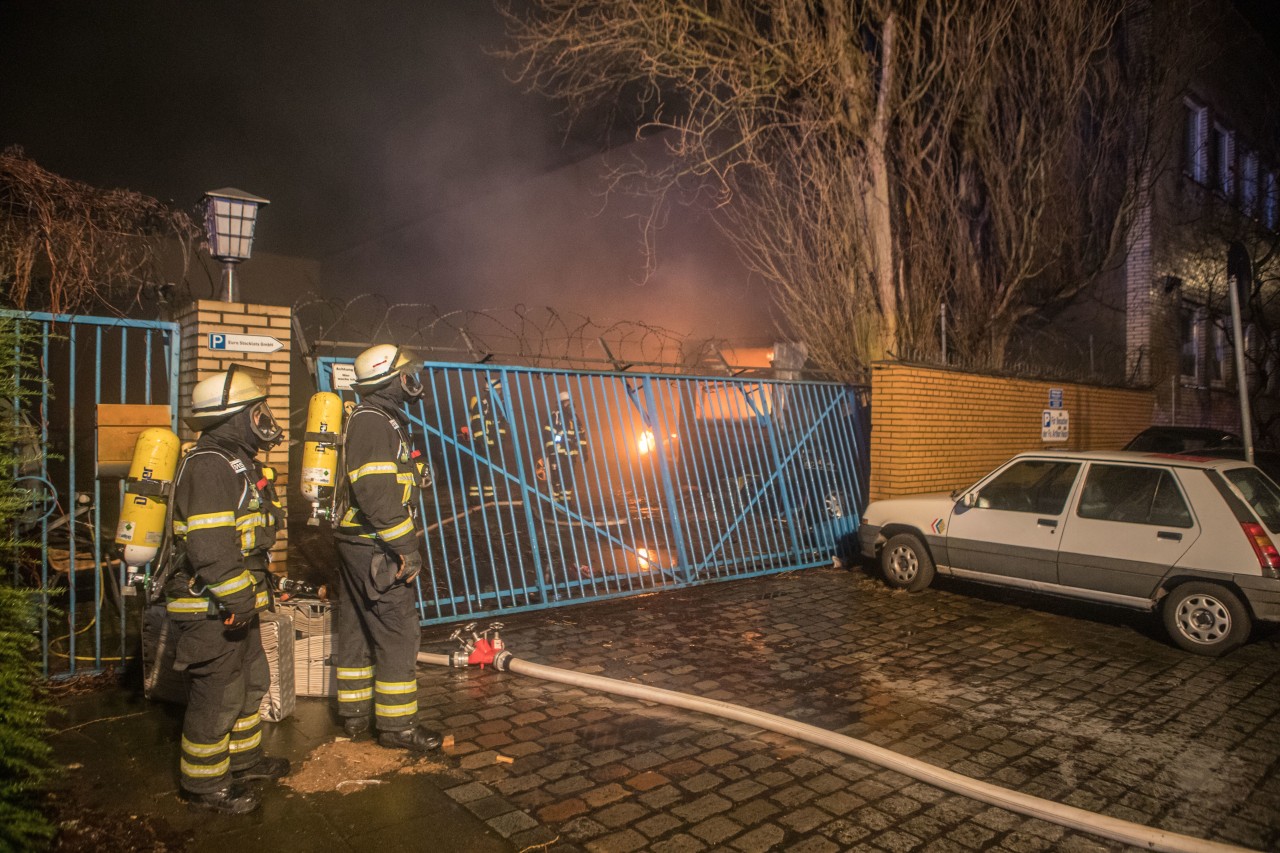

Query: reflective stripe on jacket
335 404 421 555
166 443 279 620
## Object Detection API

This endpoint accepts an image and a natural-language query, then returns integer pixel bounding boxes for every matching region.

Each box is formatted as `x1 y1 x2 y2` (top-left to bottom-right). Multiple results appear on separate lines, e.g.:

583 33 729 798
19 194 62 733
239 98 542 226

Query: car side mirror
957 491 977 508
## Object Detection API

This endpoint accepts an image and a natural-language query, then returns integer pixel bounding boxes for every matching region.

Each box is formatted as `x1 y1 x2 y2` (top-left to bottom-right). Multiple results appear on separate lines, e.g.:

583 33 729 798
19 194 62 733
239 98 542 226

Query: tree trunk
866 11 898 355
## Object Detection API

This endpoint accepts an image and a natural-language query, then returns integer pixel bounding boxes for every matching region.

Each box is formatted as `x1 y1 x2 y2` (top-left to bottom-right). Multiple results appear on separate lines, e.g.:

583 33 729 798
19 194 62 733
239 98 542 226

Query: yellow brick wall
869 362 1155 500
175 299 292 572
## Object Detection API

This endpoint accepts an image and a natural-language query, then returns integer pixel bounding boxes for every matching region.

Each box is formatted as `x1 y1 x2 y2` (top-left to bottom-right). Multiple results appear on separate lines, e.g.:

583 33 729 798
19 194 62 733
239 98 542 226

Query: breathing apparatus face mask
400 370 424 400
248 401 284 448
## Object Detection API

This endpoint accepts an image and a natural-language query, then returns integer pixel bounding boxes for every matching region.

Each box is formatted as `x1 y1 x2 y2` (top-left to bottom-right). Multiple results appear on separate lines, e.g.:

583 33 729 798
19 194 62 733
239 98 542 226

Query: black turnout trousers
334 540 420 733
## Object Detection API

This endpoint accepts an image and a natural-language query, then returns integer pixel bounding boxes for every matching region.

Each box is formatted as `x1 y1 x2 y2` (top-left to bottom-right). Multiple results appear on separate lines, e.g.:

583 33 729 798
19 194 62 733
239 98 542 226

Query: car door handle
1157 531 1182 541
1037 518 1058 528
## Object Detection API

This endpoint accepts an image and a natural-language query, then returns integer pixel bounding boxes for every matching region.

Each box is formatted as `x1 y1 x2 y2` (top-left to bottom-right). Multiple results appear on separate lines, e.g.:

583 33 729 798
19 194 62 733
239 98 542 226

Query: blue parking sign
209 333 226 350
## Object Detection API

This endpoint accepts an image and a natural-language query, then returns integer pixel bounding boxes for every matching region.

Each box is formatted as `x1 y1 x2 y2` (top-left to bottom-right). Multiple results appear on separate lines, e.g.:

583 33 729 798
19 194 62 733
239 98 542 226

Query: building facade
1125 1 1280 443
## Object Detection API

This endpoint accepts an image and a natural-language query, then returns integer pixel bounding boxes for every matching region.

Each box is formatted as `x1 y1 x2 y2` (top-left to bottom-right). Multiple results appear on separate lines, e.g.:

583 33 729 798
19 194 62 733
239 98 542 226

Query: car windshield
1225 467 1280 533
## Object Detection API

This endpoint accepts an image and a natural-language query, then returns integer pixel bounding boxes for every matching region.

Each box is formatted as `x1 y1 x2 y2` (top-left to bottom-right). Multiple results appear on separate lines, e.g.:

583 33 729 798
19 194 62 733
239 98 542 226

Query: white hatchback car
858 450 1280 655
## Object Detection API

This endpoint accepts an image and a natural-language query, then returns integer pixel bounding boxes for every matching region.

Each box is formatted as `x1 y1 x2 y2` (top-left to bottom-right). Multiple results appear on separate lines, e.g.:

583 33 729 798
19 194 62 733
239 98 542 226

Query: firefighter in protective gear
543 390 586 503
465 378 507 503
334 344 441 752
166 366 289 814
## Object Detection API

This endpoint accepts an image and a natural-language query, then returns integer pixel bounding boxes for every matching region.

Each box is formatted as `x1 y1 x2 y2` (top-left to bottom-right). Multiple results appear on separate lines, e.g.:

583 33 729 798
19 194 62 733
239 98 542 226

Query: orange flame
637 429 656 455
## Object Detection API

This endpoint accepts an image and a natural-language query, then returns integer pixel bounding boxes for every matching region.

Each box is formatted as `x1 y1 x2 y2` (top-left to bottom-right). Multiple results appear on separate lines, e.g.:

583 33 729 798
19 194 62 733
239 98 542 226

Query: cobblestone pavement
51 565 1280 852
417 566 1280 852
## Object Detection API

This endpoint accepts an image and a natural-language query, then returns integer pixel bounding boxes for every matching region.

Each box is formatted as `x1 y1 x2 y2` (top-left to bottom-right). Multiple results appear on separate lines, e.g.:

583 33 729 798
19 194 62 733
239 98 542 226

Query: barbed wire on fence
292 291 1141 388
292 292 743 374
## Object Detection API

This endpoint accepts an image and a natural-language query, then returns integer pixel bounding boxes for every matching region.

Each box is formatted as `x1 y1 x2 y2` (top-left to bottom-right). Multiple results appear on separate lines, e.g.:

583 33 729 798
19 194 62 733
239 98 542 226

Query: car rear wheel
881 533 935 592
1162 582 1251 656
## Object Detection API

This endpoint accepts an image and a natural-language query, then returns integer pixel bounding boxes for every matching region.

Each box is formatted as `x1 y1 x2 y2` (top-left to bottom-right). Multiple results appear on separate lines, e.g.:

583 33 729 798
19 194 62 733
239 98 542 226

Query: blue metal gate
316 360 869 626
3 309 181 677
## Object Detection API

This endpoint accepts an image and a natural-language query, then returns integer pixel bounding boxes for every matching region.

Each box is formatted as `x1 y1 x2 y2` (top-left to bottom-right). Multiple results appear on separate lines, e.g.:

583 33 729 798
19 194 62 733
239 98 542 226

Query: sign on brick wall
1042 409 1069 442
868 361 1154 501
208 332 283 353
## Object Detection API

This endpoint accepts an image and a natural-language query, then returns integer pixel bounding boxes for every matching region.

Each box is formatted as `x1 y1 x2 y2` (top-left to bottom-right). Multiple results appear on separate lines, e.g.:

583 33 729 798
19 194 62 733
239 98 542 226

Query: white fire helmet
186 366 281 445
353 344 423 398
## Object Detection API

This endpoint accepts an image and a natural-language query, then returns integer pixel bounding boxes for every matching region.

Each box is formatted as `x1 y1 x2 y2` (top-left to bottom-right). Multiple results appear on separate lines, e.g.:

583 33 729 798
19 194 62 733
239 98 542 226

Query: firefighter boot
378 725 442 752
232 755 291 783
343 716 371 737
183 782 260 815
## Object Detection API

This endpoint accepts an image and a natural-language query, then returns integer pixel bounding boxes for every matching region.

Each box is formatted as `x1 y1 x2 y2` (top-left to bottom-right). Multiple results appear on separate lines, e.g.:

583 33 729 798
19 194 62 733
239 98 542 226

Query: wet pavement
50 565 1280 852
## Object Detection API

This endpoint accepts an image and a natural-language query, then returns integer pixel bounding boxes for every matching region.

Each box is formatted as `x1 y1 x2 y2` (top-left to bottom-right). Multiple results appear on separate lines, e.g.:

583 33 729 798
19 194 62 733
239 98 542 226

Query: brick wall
175 299 292 572
869 361 1155 500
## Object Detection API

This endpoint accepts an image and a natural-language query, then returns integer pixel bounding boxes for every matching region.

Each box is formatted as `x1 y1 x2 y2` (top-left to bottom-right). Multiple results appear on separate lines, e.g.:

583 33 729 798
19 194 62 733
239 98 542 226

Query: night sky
5 0 1279 263
0 1 603 260
1234 0 1280 50
4 1 1277 341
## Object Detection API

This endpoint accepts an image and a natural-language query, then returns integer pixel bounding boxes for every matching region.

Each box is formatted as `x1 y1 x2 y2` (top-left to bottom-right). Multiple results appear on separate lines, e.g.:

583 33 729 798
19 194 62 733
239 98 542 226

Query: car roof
1130 425 1237 438
1011 448 1258 473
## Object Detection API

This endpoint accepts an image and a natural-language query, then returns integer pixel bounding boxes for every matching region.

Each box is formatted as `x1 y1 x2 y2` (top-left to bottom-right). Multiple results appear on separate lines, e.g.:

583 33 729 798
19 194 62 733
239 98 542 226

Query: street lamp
202 187 269 303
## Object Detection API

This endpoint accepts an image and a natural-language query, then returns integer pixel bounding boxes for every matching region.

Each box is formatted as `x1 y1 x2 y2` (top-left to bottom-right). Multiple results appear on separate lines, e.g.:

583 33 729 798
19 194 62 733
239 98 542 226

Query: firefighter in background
543 390 586 503
166 366 289 814
464 378 507 503
334 344 441 752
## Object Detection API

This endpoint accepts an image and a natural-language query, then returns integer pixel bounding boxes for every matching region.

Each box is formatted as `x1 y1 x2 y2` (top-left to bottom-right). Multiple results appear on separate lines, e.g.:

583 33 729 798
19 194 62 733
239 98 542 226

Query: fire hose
418 632 1257 853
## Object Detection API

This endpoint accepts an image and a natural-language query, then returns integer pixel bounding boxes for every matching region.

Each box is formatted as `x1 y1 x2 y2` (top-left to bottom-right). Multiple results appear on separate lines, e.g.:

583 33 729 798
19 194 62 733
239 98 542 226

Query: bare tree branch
499 0 1169 382
0 147 200 315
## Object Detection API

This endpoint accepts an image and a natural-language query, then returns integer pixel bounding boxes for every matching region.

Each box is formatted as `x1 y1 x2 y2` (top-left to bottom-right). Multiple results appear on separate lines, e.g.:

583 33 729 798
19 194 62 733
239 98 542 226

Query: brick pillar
175 299 292 575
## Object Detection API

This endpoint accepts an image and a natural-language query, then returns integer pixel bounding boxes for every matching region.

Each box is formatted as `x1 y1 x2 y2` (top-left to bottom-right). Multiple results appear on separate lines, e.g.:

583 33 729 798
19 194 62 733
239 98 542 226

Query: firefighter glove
223 608 259 630
396 551 423 585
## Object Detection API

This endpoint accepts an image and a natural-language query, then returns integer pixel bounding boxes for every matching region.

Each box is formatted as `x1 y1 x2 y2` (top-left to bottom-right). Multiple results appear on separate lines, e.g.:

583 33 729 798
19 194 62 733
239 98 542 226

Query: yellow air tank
302 391 344 524
115 427 181 566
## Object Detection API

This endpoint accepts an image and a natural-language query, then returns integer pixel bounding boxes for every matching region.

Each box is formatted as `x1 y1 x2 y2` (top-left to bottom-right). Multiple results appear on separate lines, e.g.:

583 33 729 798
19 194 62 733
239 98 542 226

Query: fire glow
637 429 656 455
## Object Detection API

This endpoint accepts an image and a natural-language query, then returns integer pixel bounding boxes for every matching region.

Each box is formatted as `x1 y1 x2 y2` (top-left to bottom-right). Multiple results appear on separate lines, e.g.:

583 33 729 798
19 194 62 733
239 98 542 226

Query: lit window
1242 150 1259 215
1180 304 1203 382
1184 99 1208 184
1214 123 1234 198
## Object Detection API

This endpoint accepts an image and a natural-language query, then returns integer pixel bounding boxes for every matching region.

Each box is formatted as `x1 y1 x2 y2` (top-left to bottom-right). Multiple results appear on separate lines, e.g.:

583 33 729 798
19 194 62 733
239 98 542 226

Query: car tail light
1241 522 1280 578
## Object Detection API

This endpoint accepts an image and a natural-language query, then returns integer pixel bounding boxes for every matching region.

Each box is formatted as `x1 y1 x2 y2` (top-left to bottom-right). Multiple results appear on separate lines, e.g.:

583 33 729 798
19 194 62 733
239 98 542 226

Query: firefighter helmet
186 366 270 430
353 344 423 398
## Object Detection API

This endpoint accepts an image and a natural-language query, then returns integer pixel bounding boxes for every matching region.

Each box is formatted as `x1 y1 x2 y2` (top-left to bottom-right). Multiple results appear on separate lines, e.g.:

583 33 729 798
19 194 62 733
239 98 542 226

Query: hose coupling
492 650 514 671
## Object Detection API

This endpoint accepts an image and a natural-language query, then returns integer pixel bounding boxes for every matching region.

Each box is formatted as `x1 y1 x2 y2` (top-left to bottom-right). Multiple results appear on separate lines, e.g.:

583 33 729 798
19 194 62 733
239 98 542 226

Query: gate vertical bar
144 330 153 403
168 324 181 428
40 324 50 676
67 322 78 673
504 374 548 605
641 376 690 578
762 385 804 564
9 322 20 586
117 328 129 660
94 326 104 668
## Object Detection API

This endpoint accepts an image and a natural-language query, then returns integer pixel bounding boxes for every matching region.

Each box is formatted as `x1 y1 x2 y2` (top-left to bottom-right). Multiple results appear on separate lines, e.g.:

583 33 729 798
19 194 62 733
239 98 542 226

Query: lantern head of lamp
202 188 269 303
